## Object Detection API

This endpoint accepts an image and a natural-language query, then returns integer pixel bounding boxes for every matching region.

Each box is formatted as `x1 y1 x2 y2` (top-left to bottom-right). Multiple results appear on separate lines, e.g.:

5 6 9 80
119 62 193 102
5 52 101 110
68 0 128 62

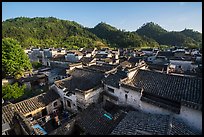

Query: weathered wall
176 105 202 131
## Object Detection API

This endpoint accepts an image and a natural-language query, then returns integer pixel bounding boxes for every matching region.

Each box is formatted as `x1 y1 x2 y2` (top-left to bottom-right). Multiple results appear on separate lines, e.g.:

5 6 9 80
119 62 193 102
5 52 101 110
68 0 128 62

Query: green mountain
88 22 159 48
2 17 107 49
136 22 202 48
2 17 201 49
136 22 168 41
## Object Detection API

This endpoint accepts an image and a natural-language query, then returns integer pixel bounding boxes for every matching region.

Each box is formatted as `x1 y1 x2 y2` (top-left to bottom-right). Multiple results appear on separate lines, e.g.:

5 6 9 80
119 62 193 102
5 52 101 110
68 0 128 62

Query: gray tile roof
103 71 127 88
57 68 104 91
85 64 117 73
129 69 202 112
79 57 94 64
76 105 126 135
111 111 170 135
170 117 201 135
111 111 201 135
2 89 60 127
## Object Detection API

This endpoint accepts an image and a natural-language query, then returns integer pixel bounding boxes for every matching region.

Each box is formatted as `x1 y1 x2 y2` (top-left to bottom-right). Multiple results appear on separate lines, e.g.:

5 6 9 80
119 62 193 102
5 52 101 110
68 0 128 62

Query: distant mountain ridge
2 17 202 49
136 22 202 48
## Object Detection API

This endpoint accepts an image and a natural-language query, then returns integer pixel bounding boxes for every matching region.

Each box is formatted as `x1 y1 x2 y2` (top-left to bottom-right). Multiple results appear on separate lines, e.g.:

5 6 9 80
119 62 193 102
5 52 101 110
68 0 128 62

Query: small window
107 87 114 93
77 106 82 111
53 101 58 107
125 94 128 100
67 100 71 107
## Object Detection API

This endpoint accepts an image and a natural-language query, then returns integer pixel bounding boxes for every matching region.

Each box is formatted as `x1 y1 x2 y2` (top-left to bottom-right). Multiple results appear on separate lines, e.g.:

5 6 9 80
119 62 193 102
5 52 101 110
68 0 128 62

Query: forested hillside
2 17 202 49
88 22 159 48
136 22 202 48
2 17 107 49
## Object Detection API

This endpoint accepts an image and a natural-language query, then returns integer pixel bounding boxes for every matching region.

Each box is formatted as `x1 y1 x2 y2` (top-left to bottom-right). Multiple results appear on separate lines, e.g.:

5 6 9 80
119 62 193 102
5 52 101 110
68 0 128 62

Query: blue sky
2 2 202 32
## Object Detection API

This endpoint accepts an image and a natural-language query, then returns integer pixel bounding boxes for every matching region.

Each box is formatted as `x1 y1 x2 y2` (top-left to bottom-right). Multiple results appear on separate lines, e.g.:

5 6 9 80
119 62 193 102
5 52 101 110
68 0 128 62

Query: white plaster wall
119 86 141 109
64 94 77 112
85 87 103 104
105 84 173 115
85 53 92 57
140 101 173 115
52 84 65 99
175 105 202 131
69 64 83 70
46 99 62 114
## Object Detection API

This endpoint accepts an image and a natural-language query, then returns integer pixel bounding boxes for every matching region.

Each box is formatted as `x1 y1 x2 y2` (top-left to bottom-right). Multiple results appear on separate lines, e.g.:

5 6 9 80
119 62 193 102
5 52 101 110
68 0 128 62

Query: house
17 73 48 90
118 69 202 131
85 64 118 74
38 67 67 84
49 54 69 68
27 48 44 63
128 57 145 67
68 62 83 71
140 48 154 56
2 89 62 135
52 68 104 113
156 51 174 59
65 50 83 62
79 57 96 66
173 49 185 58
111 49 120 59
82 48 96 57
169 60 198 74
146 56 170 72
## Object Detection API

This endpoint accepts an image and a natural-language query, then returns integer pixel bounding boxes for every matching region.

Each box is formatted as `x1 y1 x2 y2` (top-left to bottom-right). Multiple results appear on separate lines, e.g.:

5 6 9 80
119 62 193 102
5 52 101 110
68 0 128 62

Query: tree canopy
2 17 107 49
2 38 32 78
2 82 26 100
2 17 202 49
136 22 202 48
89 22 159 48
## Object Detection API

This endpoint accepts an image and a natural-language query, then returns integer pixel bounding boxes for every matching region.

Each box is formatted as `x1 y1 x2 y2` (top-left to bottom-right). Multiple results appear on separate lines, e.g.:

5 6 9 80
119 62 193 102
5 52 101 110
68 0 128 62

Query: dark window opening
77 106 82 111
108 87 114 93
42 108 47 117
53 101 58 107
125 94 128 100
67 100 71 107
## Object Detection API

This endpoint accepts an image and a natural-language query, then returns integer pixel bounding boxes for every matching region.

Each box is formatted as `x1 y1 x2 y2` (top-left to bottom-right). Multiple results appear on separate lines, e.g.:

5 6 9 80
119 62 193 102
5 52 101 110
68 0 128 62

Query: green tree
32 61 43 69
2 83 26 99
2 38 32 78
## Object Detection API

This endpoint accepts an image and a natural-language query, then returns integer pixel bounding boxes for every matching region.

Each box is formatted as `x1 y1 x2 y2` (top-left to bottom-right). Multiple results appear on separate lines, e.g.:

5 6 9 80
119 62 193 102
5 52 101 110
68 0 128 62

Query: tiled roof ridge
14 91 48 106
138 69 202 80
75 67 103 74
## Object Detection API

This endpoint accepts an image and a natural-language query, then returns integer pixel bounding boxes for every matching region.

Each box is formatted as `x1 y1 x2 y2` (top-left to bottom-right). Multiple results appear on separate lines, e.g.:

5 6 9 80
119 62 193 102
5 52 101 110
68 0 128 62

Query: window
107 87 114 93
124 90 129 93
53 101 58 107
125 94 128 100
77 106 82 111
67 100 71 107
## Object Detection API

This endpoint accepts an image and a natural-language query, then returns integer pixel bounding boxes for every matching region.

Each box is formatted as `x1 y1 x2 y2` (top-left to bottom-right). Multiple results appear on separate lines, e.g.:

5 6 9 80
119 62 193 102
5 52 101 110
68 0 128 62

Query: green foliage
32 61 43 69
89 22 159 48
2 38 32 78
2 17 201 49
136 22 167 41
2 17 107 49
2 83 26 99
136 22 202 48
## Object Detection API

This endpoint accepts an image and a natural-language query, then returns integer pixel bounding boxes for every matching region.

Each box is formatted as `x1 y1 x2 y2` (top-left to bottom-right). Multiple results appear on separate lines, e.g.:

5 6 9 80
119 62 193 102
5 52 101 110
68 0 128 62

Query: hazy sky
2 2 202 33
